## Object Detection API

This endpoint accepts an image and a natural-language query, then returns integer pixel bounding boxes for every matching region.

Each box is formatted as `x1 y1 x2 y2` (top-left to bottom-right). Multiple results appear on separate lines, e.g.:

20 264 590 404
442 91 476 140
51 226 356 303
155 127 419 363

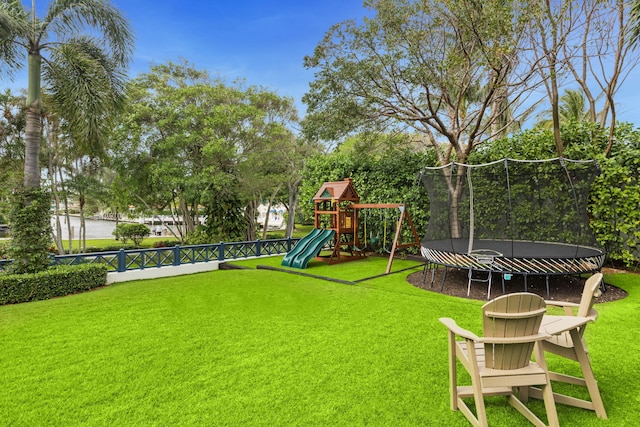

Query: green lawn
1 256 638 426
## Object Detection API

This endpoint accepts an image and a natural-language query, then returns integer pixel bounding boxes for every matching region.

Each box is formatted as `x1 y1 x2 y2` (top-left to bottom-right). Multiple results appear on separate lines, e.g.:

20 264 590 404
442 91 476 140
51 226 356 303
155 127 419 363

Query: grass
0 256 639 426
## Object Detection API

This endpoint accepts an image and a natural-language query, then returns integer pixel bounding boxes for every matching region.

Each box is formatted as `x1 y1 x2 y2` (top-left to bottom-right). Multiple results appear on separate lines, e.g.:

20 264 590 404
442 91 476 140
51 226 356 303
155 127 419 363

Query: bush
152 240 178 248
0 264 108 305
113 223 151 245
84 244 139 253
7 187 53 274
0 241 8 260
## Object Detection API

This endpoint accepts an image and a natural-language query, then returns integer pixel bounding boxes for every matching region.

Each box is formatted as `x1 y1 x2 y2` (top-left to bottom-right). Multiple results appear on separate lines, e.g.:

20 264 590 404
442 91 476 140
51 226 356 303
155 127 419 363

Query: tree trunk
442 164 467 240
48 138 65 255
57 166 74 254
24 53 42 188
178 194 194 235
549 57 564 157
79 195 86 253
604 94 617 157
261 185 281 240
245 200 258 241
285 177 302 238
261 200 272 240
24 108 41 188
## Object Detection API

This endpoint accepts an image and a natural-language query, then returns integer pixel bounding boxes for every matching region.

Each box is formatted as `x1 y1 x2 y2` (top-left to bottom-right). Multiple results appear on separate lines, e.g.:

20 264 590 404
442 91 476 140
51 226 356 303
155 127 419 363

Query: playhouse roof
313 178 360 202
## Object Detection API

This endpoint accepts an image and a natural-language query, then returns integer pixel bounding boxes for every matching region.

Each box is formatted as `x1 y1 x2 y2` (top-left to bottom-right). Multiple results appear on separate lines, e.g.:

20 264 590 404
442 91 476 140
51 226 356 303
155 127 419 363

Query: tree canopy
303 0 535 166
0 0 133 188
111 61 302 242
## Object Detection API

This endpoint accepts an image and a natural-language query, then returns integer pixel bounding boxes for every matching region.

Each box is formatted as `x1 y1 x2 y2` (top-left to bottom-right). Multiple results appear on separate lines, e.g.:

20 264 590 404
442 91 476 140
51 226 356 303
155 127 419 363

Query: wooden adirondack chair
527 272 607 419
440 293 558 427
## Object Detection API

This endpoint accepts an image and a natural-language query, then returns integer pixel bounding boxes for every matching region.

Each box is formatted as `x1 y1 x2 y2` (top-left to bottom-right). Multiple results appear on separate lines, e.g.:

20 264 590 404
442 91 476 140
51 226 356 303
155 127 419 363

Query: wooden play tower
313 178 421 272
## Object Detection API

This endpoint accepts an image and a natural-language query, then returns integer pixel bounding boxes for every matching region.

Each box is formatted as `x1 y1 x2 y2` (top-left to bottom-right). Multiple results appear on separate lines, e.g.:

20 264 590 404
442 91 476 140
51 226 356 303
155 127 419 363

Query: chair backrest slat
482 293 546 370
578 272 603 318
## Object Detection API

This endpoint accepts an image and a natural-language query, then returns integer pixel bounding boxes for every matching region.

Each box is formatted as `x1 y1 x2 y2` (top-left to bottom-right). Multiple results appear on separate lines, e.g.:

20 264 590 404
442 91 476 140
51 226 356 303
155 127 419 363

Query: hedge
0 264 108 305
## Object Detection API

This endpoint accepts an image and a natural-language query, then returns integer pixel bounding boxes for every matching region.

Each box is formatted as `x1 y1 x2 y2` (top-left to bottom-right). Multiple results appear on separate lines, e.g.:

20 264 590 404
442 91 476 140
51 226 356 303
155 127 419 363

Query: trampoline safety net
418 158 604 272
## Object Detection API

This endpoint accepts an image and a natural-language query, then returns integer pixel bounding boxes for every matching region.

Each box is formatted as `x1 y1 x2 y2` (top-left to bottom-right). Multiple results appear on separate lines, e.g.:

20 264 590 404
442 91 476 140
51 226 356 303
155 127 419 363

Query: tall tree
112 61 302 242
0 0 133 188
303 0 535 238
524 0 638 156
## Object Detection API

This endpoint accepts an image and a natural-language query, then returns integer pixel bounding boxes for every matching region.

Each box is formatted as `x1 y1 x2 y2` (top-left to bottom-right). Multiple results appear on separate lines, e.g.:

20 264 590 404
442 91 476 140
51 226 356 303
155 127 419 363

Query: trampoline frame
421 239 605 299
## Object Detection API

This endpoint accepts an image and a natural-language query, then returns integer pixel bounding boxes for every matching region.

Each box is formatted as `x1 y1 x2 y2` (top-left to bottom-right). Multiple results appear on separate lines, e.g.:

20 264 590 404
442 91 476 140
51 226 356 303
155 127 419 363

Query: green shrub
152 240 178 248
113 223 151 245
0 241 8 260
7 187 53 274
0 264 108 305
84 244 139 253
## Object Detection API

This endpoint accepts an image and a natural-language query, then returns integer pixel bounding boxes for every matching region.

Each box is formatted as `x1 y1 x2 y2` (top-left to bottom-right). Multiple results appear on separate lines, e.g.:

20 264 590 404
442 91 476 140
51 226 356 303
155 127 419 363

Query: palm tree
0 0 133 189
535 89 590 129
632 0 640 46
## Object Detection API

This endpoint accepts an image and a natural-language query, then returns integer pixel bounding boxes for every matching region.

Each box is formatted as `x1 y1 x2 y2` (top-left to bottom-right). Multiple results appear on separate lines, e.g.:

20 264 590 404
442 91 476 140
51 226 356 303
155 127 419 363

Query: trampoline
418 158 605 298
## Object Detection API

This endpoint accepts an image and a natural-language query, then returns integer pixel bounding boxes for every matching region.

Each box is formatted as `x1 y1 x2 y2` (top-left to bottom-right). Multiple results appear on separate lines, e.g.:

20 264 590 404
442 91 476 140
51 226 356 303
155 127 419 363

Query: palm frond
631 0 640 47
0 0 29 77
45 0 133 66
44 35 128 158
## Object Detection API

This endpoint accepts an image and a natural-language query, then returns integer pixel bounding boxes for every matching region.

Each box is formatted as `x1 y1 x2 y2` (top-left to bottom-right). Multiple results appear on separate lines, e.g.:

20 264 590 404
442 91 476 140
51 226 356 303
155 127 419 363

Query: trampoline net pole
467 165 474 255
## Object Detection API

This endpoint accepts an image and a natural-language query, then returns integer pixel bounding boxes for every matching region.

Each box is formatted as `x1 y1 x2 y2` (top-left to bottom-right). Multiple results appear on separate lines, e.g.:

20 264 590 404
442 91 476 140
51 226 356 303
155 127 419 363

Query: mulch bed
407 266 628 303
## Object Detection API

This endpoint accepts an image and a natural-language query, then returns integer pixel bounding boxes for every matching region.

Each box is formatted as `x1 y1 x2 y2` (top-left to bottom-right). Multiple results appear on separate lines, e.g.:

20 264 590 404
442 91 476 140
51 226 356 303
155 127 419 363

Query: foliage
300 143 435 253
112 223 150 246
473 121 640 267
152 240 179 249
0 240 8 260
0 90 25 206
633 0 640 45
0 0 133 188
7 188 52 274
303 0 531 164
83 244 138 253
111 61 301 243
588 123 640 267
0 264 107 305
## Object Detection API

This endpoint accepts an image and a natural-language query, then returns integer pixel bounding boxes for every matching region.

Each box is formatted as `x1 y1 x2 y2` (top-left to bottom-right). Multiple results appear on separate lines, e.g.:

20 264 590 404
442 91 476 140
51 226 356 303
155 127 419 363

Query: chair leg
470 376 488 427
570 329 608 419
535 344 560 427
541 383 559 427
446 331 458 411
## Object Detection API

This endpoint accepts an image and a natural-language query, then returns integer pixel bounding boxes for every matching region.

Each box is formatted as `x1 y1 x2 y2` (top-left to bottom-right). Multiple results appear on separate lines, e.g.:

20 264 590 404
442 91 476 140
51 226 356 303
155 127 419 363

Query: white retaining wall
106 261 220 284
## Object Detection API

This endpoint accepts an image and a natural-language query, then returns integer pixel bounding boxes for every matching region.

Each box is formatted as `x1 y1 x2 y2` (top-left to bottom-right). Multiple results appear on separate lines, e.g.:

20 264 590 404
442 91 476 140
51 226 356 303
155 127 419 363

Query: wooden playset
312 178 421 273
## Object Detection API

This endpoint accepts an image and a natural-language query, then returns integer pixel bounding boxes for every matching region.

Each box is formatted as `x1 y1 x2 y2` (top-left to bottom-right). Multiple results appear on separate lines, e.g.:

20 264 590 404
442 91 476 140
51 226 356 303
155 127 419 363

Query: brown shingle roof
313 178 360 202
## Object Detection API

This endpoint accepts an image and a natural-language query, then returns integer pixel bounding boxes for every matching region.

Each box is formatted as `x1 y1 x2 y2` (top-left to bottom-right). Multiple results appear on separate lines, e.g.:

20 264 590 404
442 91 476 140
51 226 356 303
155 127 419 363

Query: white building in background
257 204 287 231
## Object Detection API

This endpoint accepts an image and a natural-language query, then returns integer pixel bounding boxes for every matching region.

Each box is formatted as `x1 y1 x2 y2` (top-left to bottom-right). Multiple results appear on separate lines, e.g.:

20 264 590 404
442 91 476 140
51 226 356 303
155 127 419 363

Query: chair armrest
545 300 579 316
545 300 579 309
439 317 480 341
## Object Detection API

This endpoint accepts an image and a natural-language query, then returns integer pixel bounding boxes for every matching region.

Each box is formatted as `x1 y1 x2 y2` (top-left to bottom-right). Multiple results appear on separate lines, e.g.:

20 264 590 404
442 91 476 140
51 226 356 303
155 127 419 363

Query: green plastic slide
281 229 335 269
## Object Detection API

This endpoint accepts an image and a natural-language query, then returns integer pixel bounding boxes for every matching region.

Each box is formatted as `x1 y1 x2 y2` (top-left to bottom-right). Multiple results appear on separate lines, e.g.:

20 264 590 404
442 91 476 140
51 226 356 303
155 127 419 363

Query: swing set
312 178 421 273
356 206 398 253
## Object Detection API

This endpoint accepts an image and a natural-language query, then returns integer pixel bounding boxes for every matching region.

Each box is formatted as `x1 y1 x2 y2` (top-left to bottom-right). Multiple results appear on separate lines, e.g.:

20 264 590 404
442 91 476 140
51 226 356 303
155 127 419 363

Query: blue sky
123 0 371 114
5 1 639 125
